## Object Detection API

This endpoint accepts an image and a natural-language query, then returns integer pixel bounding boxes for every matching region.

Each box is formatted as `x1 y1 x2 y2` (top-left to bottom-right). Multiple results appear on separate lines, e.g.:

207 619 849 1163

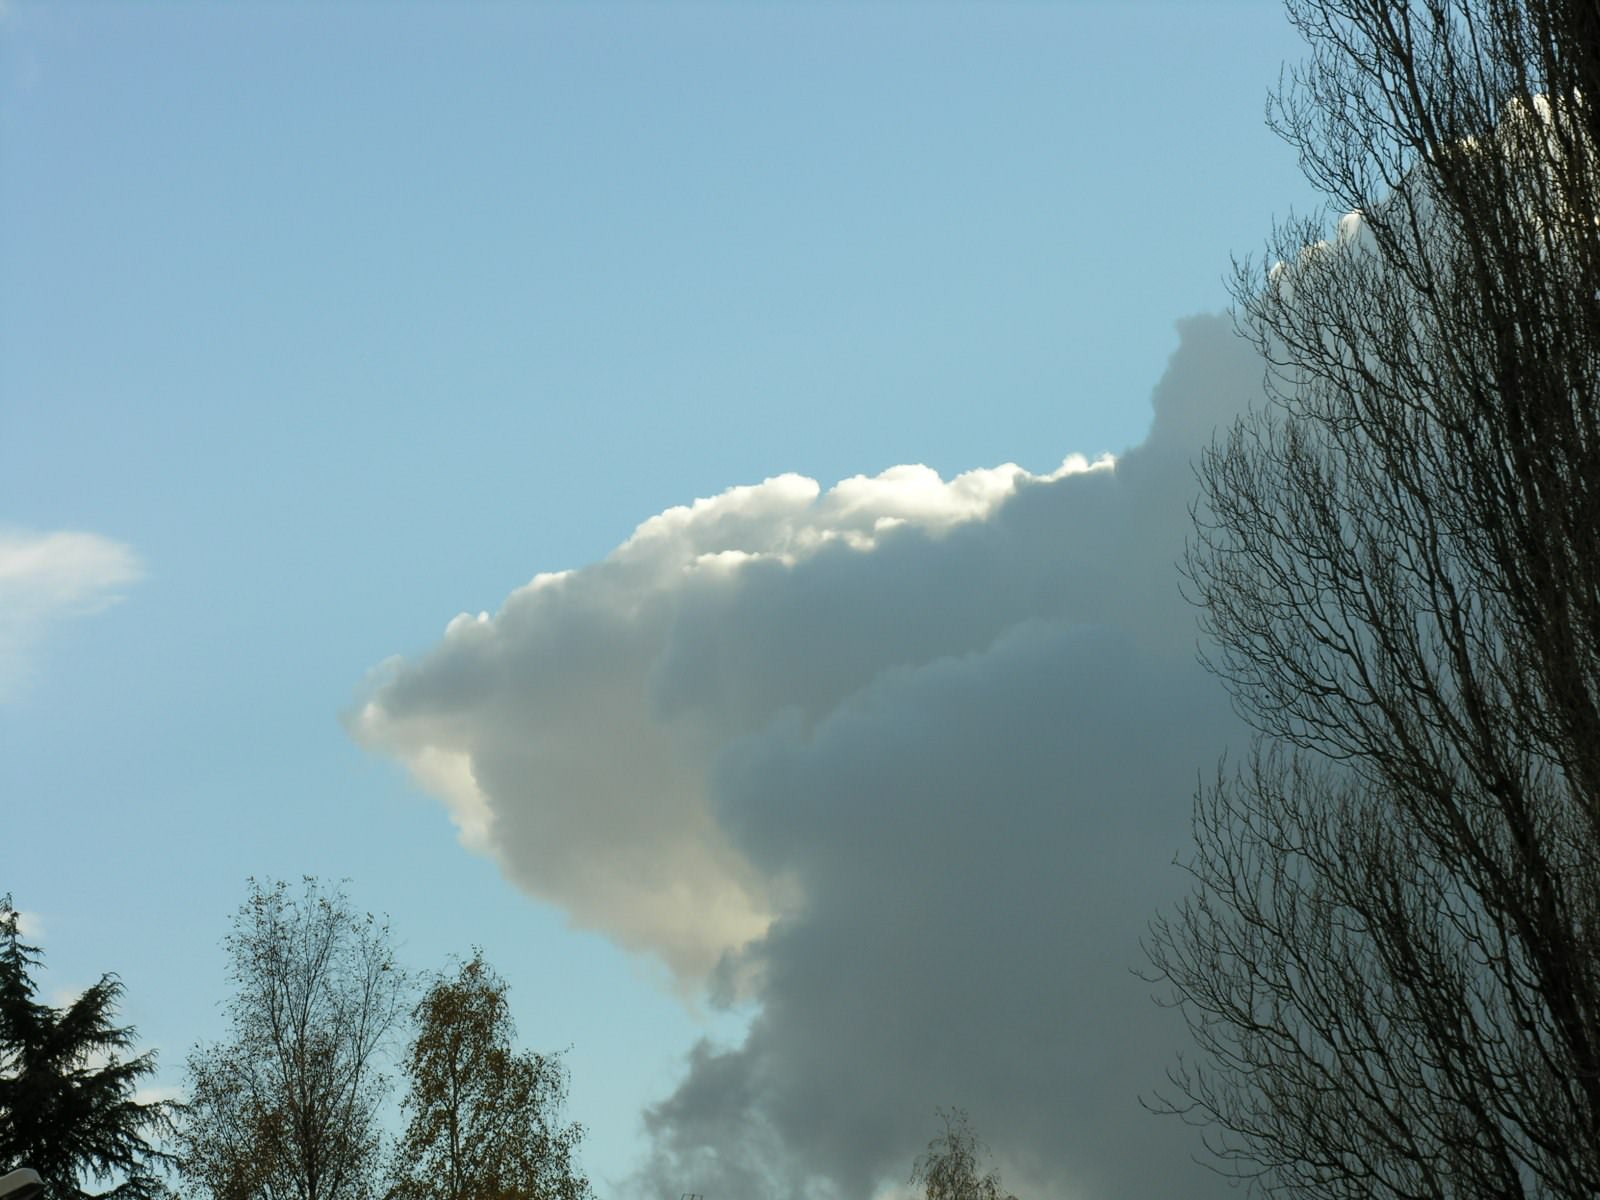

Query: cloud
352 314 1263 1197
14 909 44 939
0 529 144 699
134 1083 185 1108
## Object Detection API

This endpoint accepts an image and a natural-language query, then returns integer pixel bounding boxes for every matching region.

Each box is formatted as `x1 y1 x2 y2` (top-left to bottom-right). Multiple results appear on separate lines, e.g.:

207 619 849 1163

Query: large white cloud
352 313 1263 1197
0 529 144 699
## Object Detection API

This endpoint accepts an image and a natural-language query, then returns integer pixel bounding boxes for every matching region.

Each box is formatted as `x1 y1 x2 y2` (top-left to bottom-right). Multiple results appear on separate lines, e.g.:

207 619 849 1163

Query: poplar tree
1146 0 1600 1196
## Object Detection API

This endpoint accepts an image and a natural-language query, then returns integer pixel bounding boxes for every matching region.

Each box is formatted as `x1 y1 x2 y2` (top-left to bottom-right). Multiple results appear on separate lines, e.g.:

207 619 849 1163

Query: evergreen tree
0 896 174 1200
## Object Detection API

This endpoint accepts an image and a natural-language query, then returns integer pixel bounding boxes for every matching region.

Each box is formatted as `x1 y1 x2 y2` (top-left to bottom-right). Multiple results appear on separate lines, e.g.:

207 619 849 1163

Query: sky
2 3 1328 1198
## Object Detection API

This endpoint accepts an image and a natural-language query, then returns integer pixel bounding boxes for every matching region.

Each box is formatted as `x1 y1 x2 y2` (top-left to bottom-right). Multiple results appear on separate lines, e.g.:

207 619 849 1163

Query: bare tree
177 878 408 1200
909 1110 1016 1200
388 951 590 1200
1144 1 1600 1197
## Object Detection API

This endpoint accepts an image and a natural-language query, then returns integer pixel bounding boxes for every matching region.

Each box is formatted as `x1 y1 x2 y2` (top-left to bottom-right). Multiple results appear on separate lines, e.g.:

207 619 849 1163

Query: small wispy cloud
134 1082 185 1107
0 529 144 699
14 909 44 939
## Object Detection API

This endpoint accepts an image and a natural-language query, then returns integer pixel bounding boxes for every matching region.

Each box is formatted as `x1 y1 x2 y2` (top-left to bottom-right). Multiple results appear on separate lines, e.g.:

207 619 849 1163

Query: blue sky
2 3 1324 1196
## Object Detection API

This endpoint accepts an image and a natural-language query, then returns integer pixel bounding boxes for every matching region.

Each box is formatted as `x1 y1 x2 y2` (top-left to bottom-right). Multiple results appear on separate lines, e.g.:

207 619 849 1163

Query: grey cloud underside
355 313 1262 1198
657 626 1241 1200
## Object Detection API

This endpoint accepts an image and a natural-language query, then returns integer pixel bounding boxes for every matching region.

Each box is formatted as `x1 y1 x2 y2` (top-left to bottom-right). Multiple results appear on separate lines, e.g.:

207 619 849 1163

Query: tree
908 1110 1016 1200
388 951 589 1200
0 896 173 1200
175 879 407 1200
1144 0 1600 1197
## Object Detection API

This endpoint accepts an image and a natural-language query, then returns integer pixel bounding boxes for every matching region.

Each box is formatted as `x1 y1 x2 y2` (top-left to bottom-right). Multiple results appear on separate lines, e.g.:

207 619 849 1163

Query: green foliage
389 952 590 1200
175 879 407 1200
909 1110 1016 1200
0 895 174 1200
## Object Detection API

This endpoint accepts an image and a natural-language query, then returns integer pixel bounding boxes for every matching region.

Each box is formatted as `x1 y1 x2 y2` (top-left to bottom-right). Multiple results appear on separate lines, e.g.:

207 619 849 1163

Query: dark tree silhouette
0 896 174 1200
1146 1 1600 1197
